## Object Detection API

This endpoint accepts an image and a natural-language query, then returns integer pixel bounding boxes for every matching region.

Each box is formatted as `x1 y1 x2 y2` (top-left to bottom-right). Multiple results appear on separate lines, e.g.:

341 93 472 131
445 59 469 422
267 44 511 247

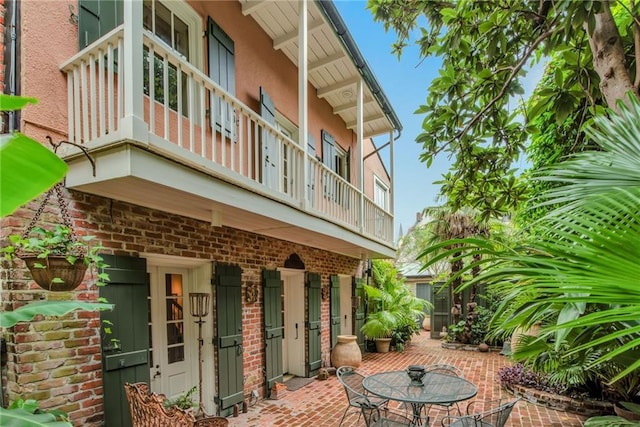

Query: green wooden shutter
346 147 351 183
100 254 149 427
262 269 283 396
431 282 451 339
305 272 322 377
416 283 432 328
321 130 336 171
260 87 278 188
353 278 366 352
330 275 341 349
207 17 235 132
214 263 243 416
78 0 122 49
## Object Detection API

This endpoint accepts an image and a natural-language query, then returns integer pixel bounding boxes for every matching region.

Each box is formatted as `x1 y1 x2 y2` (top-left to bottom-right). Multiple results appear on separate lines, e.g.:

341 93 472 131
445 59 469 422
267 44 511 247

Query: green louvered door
263 269 283 396
431 282 451 339
306 273 322 377
100 255 149 427
330 275 341 348
353 278 366 352
215 264 243 416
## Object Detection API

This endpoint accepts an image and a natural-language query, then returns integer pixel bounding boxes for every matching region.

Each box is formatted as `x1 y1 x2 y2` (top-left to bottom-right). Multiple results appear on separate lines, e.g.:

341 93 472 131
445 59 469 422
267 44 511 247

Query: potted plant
163 386 198 412
2 224 108 292
361 310 396 353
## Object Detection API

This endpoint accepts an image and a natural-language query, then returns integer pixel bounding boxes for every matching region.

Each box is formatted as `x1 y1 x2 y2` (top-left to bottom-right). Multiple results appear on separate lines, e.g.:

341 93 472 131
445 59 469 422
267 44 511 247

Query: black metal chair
422 364 466 417
336 366 389 426
440 398 519 427
361 405 412 427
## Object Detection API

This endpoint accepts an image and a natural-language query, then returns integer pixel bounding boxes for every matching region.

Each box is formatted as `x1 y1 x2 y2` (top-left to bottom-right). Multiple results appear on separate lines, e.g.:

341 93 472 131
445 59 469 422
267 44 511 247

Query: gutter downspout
363 129 401 161
3 0 20 132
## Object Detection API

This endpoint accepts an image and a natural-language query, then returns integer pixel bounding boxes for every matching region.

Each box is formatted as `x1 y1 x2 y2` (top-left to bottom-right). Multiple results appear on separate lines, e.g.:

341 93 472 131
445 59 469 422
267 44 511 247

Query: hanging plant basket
21 255 88 292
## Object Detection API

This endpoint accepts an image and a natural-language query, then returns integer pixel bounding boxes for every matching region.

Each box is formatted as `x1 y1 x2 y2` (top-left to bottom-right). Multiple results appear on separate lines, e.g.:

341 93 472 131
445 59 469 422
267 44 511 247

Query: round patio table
362 370 478 426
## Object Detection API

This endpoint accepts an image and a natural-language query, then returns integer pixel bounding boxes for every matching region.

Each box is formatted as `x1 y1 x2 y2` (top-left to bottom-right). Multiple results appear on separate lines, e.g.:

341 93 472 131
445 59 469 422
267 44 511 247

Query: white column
389 129 395 220
299 0 309 209
356 78 364 233
122 0 148 141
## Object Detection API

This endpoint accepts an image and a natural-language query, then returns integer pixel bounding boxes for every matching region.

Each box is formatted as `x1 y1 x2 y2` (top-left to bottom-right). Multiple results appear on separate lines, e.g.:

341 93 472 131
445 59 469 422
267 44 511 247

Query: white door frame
145 254 215 414
281 269 305 377
339 275 353 335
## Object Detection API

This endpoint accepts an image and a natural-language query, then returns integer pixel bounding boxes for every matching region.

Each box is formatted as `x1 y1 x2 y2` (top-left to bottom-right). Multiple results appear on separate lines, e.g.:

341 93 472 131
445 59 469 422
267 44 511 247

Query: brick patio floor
228 333 586 426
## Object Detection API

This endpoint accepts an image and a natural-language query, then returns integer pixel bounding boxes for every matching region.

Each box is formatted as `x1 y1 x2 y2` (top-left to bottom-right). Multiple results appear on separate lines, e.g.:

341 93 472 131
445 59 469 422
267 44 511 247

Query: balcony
59 20 394 258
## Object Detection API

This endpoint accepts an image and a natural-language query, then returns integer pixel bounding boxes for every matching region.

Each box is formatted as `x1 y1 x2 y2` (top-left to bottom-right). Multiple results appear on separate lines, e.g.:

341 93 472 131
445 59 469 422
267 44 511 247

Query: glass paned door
149 267 192 398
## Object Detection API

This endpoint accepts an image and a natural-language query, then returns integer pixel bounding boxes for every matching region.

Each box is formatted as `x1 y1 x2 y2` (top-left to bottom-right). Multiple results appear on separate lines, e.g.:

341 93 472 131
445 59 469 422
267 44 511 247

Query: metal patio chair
422 364 466 417
440 398 519 427
336 366 389 426
361 406 412 427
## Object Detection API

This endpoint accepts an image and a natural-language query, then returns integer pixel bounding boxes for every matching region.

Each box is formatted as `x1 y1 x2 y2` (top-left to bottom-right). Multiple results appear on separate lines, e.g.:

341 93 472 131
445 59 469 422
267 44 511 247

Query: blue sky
333 1 448 237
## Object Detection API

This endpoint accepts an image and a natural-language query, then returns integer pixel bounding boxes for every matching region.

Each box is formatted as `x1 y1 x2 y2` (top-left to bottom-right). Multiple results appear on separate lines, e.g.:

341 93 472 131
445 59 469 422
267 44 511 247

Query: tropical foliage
362 260 430 345
419 99 640 407
368 0 640 217
0 95 67 217
0 95 112 328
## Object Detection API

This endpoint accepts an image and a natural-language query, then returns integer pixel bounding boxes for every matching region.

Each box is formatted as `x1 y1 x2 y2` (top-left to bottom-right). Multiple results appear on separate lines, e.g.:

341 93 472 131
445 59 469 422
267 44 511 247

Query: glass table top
363 370 478 405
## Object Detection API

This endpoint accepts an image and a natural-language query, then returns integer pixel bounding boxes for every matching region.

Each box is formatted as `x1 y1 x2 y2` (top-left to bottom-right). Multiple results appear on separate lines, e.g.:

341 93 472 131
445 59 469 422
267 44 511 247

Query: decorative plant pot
22 256 87 292
422 316 431 331
331 335 362 368
374 337 392 353
478 342 490 352
406 365 426 386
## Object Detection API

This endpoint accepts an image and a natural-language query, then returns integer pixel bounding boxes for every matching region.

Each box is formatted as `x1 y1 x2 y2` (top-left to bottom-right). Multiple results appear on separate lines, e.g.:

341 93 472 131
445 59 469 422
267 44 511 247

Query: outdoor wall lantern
189 292 210 416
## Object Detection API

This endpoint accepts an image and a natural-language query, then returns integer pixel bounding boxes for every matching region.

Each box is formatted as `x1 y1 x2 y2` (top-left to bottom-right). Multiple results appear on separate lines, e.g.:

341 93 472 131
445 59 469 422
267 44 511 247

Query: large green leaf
0 133 68 217
0 301 113 328
0 408 72 427
0 94 38 111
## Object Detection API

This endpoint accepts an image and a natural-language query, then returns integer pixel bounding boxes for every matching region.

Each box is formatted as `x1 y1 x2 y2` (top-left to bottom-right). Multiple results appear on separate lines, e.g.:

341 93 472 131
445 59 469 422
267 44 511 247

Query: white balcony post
389 129 395 234
357 78 364 233
299 0 309 209
122 0 148 141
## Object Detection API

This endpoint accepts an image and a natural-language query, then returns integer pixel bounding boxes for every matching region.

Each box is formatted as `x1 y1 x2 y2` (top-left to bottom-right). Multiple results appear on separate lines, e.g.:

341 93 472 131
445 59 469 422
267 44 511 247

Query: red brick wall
2 188 363 425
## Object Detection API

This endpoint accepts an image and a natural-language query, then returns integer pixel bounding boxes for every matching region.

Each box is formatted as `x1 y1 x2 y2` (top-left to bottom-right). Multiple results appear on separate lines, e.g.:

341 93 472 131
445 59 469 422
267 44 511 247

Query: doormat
284 376 315 392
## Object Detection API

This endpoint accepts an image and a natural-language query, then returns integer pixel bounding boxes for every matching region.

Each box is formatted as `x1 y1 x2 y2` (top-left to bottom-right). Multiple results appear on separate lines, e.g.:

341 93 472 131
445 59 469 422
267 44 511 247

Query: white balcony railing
60 25 393 245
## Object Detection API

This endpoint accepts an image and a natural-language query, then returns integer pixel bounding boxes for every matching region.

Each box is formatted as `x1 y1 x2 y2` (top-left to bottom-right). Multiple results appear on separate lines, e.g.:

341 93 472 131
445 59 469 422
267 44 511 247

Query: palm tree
419 207 488 343
422 96 640 395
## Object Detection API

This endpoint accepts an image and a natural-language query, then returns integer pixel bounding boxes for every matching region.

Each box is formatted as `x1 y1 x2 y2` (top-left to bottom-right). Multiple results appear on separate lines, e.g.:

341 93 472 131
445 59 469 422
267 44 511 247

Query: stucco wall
19 0 377 181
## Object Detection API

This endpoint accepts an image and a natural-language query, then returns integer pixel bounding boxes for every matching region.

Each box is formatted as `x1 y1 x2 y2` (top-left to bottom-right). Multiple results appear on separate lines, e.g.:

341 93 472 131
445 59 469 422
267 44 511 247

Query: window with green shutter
78 0 122 49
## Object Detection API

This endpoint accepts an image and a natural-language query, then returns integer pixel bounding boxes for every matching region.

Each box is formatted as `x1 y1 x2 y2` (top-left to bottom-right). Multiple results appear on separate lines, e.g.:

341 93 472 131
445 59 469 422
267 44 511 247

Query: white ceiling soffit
241 0 398 138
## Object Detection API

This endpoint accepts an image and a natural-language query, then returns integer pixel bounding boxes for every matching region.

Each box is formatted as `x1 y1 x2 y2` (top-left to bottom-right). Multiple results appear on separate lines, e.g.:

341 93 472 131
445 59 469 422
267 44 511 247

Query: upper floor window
141 1 202 116
374 176 389 210
143 0 190 61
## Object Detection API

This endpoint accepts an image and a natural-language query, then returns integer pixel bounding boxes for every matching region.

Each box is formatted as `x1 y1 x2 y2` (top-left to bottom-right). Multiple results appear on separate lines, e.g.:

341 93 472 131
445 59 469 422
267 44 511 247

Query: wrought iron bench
124 382 229 427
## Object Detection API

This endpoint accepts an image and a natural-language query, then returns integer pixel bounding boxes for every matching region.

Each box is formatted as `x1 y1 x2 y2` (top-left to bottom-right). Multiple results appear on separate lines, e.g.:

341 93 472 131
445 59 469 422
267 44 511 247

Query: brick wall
2 188 363 425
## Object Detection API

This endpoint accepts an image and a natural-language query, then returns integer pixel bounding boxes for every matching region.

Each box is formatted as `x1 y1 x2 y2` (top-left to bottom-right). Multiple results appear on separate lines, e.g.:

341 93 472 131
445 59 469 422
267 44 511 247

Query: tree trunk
450 254 463 324
586 5 639 110
461 253 482 344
